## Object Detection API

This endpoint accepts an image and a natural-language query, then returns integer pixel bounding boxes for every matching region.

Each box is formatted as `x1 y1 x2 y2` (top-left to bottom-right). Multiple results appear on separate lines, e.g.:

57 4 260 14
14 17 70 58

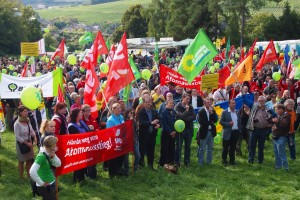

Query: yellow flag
225 53 253 86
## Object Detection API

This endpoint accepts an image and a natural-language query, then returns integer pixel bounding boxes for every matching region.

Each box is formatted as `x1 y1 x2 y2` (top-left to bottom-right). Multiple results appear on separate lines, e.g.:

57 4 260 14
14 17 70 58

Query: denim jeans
286 134 296 160
273 136 288 170
198 131 214 165
134 140 141 171
175 128 192 165
248 128 268 163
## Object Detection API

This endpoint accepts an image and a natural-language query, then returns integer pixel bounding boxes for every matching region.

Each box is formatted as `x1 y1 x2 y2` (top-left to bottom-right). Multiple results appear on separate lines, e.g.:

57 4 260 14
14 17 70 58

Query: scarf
287 110 296 134
18 116 29 123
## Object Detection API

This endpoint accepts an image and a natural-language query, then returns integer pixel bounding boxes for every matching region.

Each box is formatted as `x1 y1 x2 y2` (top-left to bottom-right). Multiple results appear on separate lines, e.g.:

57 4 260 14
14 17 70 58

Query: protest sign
0 68 62 98
20 42 39 56
201 73 219 92
55 120 134 176
159 64 201 91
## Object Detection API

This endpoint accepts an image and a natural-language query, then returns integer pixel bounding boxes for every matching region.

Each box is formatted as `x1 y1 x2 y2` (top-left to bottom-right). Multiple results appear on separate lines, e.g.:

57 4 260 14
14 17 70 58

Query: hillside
37 0 151 24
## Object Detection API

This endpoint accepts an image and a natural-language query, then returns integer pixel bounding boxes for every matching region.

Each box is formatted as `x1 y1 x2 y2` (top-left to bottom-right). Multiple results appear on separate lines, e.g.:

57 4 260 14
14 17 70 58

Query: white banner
0 69 62 99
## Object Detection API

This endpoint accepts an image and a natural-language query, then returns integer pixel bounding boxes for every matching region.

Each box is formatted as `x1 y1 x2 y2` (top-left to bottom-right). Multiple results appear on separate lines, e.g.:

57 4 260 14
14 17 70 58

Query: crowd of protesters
1 45 299 193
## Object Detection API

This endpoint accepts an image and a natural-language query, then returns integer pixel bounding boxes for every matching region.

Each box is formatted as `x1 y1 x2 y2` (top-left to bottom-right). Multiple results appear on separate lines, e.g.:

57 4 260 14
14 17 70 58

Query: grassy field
1 128 300 200
37 0 152 25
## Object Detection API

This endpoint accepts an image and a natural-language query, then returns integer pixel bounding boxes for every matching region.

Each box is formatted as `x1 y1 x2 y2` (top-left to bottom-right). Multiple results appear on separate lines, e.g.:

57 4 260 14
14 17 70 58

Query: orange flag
225 53 253 86
220 37 226 45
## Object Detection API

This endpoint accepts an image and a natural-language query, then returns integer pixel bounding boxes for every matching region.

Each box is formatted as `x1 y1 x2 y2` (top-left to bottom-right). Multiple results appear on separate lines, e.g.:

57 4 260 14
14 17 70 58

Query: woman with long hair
52 102 68 135
14 105 37 178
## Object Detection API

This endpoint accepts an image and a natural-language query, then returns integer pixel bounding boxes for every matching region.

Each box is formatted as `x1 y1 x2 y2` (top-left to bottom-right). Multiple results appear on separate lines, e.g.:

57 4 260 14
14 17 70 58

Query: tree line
112 0 300 47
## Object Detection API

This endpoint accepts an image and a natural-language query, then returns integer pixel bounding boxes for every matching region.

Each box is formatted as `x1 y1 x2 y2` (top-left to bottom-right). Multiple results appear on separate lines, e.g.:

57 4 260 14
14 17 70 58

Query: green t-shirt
35 153 55 183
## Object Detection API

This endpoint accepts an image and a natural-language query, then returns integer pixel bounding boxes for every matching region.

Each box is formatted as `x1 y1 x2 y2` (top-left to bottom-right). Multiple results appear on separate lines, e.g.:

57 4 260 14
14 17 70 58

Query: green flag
154 42 159 62
106 40 111 50
225 37 230 62
123 83 132 103
129 56 141 80
294 65 300 80
275 42 280 53
293 58 300 66
178 29 218 83
79 32 93 45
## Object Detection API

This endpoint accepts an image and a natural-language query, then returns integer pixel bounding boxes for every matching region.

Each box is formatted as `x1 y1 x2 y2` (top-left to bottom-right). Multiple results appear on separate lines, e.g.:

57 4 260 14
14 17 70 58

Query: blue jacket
161 108 176 134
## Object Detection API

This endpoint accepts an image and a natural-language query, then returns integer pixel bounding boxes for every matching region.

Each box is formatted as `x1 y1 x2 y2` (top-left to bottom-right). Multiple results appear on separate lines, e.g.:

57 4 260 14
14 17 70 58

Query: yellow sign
201 73 219 92
20 42 39 56
215 39 221 50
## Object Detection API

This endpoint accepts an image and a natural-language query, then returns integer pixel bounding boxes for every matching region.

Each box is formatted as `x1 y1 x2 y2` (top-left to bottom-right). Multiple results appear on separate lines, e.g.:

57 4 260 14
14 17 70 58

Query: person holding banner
68 108 90 183
30 135 61 200
15 105 37 178
52 102 68 135
106 103 126 177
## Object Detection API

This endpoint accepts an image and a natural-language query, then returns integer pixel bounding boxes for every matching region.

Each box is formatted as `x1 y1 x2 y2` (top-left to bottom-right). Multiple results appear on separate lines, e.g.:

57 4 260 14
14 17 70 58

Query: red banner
159 64 201 91
55 120 134 176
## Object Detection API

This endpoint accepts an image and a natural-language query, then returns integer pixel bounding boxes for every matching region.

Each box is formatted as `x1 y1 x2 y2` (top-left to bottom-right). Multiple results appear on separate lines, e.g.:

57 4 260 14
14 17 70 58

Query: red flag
240 48 244 62
57 84 65 104
21 61 28 77
256 40 277 71
105 44 116 67
84 62 100 118
103 32 135 101
51 39 65 61
247 38 257 57
218 64 231 88
81 31 109 69
214 51 225 62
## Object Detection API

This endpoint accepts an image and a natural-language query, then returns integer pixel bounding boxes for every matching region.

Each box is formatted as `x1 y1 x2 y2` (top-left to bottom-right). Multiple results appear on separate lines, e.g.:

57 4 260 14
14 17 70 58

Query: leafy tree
112 26 123 43
43 32 57 50
166 0 212 40
0 0 42 54
224 12 240 46
245 13 276 42
144 0 170 39
119 4 148 38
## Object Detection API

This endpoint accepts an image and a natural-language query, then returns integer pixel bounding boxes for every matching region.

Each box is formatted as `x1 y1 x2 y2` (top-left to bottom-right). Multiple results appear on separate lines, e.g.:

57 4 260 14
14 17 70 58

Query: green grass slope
1 129 300 199
37 0 152 25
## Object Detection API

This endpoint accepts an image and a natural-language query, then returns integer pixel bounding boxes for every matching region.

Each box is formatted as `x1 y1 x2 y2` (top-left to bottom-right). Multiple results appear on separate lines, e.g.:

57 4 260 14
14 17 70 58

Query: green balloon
142 69 152 80
230 59 235 65
36 72 42 77
8 64 14 71
2 69 7 74
67 54 77 65
235 54 240 59
272 72 281 81
45 57 49 62
214 135 222 144
209 66 215 73
28 57 34 65
253 55 257 60
44 28 49 33
100 63 109 74
20 86 42 110
20 55 26 62
12 72 18 76
288 52 293 57
174 120 185 133
214 62 220 69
